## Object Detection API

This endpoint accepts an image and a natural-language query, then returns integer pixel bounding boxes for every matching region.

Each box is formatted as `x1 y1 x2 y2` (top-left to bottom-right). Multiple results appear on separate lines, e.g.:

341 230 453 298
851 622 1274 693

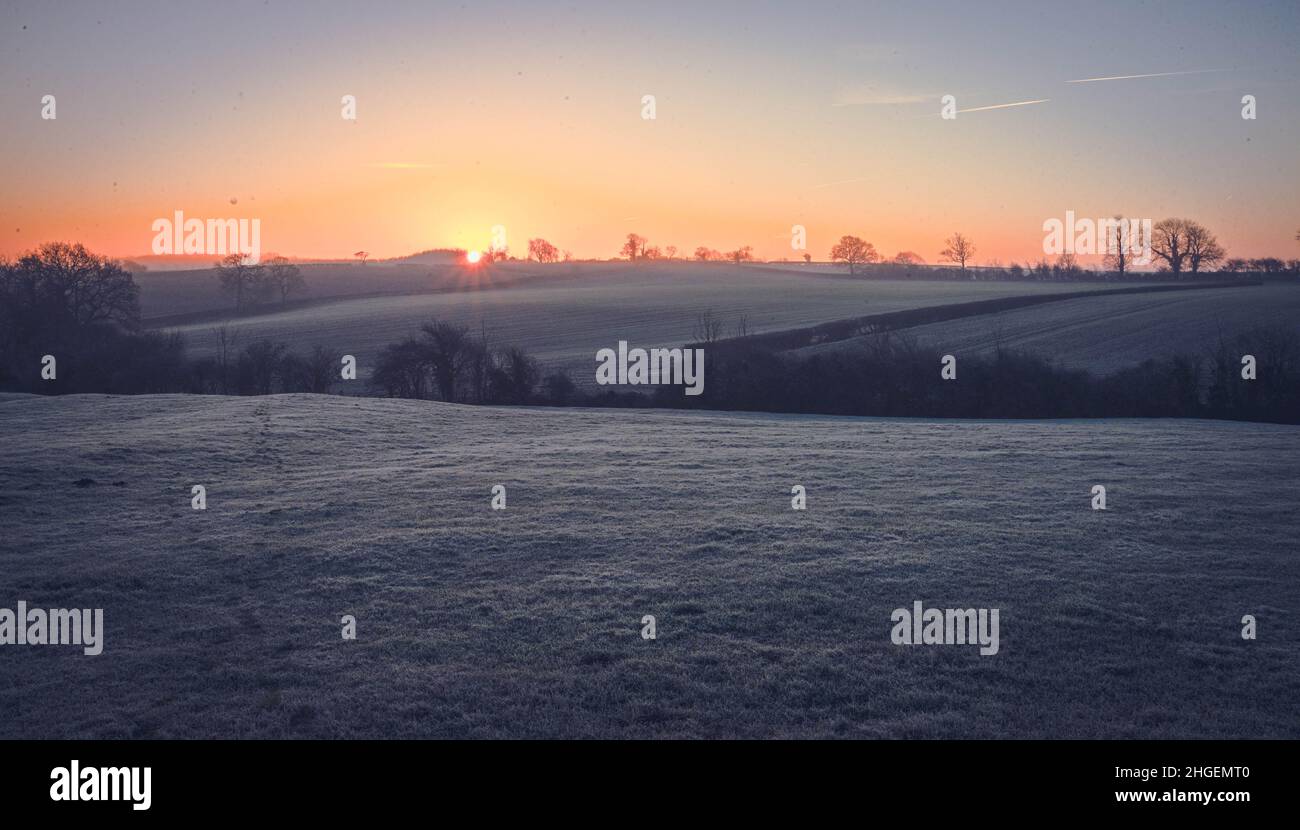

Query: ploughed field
797 283 1300 375
2 393 1296 738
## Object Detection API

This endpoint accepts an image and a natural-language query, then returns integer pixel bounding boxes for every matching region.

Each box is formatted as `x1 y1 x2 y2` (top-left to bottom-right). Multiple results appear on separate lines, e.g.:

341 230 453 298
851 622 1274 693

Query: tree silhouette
727 246 754 264
1151 219 1193 275
1184 220 1226 273
1102 216 1139 278
420 320 471 402
693 309 724 343
621 233 647 262
829 235 879 275
4 242 140 331
214 253 263 313
354 250 369 265
527 238 559 263
939 233 975 272
264 256 305 304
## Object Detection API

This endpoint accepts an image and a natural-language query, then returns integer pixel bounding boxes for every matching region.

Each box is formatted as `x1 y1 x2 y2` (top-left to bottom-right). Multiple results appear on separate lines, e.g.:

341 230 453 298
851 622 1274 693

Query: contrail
1066 69 1221 83
956 98 1049 113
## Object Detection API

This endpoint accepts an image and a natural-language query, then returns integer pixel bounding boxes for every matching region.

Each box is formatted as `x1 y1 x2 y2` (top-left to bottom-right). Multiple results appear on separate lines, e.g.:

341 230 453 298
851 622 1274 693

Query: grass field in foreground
2 394 1295 738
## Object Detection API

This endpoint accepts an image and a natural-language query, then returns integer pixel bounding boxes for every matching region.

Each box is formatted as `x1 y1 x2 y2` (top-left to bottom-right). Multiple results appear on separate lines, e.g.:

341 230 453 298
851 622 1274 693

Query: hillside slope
796 284 1300 375
159 269 1138 384
1 394 1296 738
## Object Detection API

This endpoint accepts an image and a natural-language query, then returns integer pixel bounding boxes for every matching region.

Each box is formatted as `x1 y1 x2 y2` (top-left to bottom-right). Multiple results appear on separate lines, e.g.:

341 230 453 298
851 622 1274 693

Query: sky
1 0 1298 265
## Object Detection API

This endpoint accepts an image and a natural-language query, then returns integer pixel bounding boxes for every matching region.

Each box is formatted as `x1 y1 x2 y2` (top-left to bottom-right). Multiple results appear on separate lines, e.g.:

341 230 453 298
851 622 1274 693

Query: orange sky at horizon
3 2 1297 267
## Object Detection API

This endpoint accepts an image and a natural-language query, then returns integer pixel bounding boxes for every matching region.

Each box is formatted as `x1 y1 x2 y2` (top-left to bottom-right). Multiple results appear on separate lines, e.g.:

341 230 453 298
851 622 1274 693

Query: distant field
141 260 818 321
795 283 1300 375
2 394 1296 738
137 261 579 321
157 265 1136 384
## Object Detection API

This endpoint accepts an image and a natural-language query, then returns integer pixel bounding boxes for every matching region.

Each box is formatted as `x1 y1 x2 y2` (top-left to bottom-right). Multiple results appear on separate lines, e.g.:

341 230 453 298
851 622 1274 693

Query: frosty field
2 393 1296 739
798 283 1300 374
157 265 1135 382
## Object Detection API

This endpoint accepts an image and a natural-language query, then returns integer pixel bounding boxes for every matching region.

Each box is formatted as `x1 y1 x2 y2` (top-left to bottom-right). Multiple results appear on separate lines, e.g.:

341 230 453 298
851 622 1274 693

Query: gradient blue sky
2 0 1297 263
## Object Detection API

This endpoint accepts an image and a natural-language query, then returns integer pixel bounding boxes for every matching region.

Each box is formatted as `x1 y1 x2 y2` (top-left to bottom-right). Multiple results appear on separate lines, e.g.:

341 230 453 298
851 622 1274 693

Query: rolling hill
154 265 1149 385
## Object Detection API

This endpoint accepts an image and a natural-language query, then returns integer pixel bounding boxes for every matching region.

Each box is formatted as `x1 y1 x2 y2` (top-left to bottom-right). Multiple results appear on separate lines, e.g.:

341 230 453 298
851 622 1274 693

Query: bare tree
527 238 560 263
463 324 493 404
371 337 430 399
420 320 471 401
1184 220 1226 274
354 250 369 265
1102 216 1139 278
1151 218 1190 275
1056 252 1080 279
6 242 140 330
735 313 751 338
829 235 879 276
297 344 341 393
693 309 724 343
694 246 721 262
727 246 754 264
264 256 305 304
211 324 240 394
214 253 263 313
237 339 288 395
621 233 647 262
939 233 976 272
490 346 540 404
665 245 678 260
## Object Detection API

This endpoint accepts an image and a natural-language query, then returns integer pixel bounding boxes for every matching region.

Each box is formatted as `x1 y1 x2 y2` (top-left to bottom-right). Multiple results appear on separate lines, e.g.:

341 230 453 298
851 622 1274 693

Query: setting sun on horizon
3 1 1298 267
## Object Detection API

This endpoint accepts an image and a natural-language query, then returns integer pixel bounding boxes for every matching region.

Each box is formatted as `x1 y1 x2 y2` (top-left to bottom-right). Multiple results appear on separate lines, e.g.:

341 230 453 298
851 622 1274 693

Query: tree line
629 325 1299 424
511 219 1299 279
3 241 1297 422
213 253 305 313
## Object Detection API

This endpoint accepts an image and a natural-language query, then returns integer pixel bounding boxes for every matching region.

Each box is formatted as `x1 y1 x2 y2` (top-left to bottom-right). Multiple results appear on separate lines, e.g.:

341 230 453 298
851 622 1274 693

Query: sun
466 250 482 264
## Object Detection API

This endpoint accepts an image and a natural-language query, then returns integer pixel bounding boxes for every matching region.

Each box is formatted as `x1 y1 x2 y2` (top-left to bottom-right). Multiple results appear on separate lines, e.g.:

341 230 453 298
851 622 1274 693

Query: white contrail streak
956 98 1049 113
1066 69 1221 83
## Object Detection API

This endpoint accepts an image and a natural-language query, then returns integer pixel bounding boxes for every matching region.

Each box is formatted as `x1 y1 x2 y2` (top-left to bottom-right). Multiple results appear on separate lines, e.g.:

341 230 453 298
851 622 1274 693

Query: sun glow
466 250 482 264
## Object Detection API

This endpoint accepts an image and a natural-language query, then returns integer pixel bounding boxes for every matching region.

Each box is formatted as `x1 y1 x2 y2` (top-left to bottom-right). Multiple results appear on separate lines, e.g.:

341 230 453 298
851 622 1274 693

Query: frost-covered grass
798 284 1300 375
1 394 1295 738
159 266 1126 383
